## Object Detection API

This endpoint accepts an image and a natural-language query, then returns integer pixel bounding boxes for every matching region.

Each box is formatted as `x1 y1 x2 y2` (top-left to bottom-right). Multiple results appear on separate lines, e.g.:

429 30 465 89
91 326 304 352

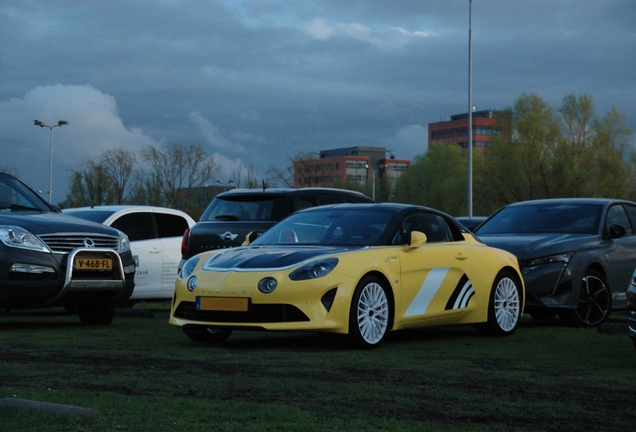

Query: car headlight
0 225 50 252
118 231 131 253
289 258 339 281
180 256 200 279
525 252 573 269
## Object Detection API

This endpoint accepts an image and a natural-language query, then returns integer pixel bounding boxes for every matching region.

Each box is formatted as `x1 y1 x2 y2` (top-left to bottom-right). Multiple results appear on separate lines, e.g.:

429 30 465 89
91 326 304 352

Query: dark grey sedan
475 198 636 326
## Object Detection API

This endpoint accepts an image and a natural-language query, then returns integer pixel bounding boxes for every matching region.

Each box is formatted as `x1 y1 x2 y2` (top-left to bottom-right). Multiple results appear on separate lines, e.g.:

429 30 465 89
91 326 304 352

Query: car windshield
0 174 50 212
252 208 393 246
476 202 603 235
64 210 116 224
201 195 286 222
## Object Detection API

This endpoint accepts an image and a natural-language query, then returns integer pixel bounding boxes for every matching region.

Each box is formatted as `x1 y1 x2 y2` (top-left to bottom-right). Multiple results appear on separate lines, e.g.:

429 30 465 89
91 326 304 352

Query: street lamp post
34 120 69 204
364 163 376 201
467 0 473 218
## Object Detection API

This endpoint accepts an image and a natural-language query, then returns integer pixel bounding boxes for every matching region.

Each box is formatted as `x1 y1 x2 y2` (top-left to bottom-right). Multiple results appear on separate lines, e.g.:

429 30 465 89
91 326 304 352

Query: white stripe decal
405 267 450 317
453 280 474 309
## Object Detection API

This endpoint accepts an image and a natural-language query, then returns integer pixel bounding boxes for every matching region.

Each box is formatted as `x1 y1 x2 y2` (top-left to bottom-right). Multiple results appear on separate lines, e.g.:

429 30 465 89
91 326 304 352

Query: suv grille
38 233 120 253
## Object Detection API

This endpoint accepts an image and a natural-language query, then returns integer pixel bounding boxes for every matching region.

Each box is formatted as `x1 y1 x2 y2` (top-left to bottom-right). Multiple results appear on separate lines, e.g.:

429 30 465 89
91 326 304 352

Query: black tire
476 270 522 337
78 301 116 325
559 269 612 327
348 275 391 349
185 327 233 344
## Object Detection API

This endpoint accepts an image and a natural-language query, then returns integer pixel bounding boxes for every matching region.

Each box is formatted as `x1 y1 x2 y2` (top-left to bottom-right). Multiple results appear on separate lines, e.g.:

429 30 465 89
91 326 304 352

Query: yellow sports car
170 203 524 348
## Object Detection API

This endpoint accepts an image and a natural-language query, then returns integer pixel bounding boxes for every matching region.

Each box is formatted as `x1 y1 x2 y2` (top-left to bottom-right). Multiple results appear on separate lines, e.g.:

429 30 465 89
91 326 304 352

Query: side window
155 213 190 238
623 204 636 233
111 213 155 242
392 212 453 245
606 205 633 235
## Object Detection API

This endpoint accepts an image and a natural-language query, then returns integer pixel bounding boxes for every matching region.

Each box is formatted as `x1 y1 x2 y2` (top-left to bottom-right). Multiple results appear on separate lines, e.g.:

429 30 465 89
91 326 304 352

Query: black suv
0 172 135 324
180 187 373 268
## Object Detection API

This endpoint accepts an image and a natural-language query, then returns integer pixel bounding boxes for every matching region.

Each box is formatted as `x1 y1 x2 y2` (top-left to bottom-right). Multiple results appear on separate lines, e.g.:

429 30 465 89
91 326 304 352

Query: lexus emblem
219 232 238 242
83 238 95 248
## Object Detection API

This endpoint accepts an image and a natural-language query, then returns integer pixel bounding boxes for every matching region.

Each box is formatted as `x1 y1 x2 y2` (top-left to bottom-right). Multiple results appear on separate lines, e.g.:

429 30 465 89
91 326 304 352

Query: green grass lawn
1 304 634 431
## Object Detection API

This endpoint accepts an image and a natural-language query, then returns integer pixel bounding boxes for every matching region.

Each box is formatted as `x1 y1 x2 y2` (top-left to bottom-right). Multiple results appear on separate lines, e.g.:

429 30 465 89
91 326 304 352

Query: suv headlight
118 231 131 253
0 225 50 252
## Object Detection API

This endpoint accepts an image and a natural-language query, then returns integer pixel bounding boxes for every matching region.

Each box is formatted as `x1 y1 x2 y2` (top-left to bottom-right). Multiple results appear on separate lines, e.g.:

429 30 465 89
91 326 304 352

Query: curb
0 398 100 418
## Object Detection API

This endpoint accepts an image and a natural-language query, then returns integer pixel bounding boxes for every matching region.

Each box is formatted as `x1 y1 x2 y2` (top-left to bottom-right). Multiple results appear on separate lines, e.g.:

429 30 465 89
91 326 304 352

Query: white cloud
188 111 246 154
0 84 156 200
304 18 432 47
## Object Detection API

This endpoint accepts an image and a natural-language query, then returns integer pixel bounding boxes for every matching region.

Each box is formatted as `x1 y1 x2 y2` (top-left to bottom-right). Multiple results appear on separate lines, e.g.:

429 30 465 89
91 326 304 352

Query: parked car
64 206 195 301
0 172 135 324
170 203 524 348
179 187 374 271
474 198 636 326
628 269 636 349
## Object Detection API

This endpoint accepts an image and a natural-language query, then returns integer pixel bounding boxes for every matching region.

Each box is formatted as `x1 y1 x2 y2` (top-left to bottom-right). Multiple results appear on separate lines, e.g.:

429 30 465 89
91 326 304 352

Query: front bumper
520 261 576 312
627 286 636 348
169 270 356 334
0 247 135 309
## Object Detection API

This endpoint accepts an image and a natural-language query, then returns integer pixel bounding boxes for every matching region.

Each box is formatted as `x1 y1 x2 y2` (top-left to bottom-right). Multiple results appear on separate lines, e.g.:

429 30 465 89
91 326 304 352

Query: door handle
455 254 467 261
150 248 162 254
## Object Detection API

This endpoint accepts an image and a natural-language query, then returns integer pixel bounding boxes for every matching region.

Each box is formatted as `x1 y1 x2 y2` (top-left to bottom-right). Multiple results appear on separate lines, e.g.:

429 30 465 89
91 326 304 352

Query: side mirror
405 231 427 249
608 224 627 239
242 231 262 246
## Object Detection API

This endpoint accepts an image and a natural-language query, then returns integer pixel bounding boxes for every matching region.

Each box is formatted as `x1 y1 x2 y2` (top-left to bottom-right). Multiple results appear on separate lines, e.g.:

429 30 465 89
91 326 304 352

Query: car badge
84 238 95 248
220 232 239 242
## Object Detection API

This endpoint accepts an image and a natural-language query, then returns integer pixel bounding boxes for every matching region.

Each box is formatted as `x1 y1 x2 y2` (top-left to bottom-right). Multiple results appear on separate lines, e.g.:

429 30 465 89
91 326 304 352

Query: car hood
0 211 119 236
476 233 592 259
203 245 358 270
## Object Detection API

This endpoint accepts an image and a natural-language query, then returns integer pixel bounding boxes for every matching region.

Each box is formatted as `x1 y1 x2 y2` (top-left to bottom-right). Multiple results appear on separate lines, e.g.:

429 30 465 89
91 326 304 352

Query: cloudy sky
1 0 635 203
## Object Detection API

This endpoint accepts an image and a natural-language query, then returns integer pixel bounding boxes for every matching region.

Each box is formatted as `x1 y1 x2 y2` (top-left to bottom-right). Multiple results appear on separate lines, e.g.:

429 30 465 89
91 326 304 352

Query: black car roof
506 198 636 207
217 187 373 200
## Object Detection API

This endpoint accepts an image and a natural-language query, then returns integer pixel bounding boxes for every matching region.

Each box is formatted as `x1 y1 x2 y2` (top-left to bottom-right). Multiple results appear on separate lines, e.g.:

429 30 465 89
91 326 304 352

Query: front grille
174 301 309 323
38 233 120 253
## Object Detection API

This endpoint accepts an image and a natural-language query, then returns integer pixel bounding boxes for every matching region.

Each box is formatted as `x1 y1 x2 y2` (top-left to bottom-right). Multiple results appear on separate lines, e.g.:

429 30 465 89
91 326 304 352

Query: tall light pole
34 120 69 204
364 163 376 201
467 0 473 218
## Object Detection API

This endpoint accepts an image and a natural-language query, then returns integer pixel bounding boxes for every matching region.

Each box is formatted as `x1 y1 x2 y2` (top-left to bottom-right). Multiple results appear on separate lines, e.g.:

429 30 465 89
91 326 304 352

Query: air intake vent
38 233 119 253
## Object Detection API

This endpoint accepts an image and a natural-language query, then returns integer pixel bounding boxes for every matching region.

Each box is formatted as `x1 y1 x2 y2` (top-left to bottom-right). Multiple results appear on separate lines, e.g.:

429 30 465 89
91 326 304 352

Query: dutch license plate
75 257 113 271
197 297 249 312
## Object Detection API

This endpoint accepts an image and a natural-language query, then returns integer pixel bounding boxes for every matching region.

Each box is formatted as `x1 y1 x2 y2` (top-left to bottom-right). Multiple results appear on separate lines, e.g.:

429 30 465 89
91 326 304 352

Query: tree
140 142 221 213
99 148 138 204
394 144 467 215
474 93 635 213
60 148 138 208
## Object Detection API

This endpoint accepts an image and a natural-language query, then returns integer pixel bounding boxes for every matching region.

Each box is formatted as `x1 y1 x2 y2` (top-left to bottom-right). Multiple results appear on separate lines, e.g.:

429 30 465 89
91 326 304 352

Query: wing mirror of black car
607 224 627 239
243 231 262 246
405 231 427 249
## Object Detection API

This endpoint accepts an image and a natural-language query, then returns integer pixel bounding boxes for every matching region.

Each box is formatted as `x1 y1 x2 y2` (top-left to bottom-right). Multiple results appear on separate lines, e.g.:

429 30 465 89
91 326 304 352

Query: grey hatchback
475 198 636 326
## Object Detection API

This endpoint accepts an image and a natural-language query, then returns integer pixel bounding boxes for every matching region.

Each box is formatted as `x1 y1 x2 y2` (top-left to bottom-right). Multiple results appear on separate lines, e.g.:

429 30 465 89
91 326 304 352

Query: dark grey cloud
1 0 634 200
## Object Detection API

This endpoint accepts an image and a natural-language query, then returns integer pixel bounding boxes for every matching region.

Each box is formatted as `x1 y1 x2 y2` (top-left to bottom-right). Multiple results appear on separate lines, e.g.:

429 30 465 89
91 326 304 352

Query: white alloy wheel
494 276 521 332
353 279 390 347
